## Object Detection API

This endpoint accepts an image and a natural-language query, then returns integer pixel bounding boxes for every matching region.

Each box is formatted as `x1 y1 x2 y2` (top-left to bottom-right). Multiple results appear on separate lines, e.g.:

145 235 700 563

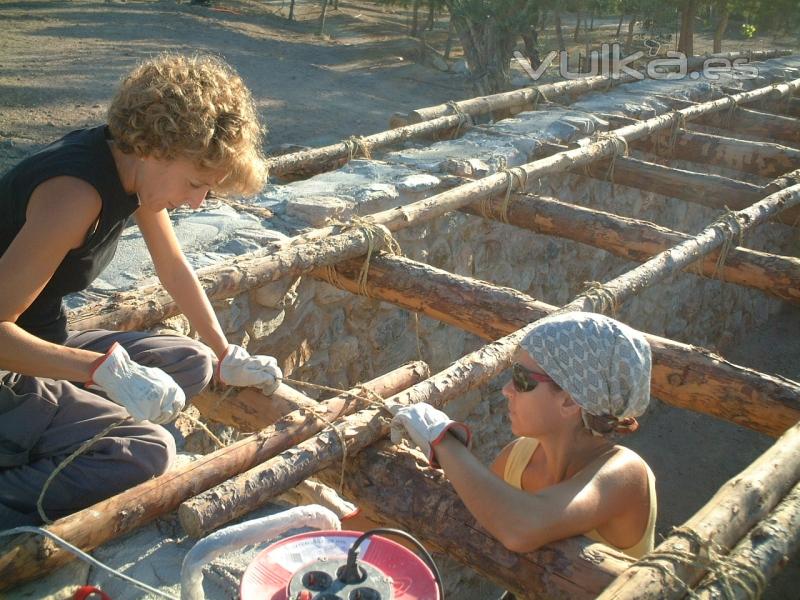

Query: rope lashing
724 95 740 130
664 111 687 158
531 87 549 110
711 209 746 281
634 526 766 599
589 132 629 194
343 135 373 161
446 100 471 137
577 280 619 316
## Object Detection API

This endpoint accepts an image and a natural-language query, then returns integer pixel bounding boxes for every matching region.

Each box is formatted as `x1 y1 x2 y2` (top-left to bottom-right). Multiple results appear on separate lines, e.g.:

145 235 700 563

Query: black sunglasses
511 363 555 393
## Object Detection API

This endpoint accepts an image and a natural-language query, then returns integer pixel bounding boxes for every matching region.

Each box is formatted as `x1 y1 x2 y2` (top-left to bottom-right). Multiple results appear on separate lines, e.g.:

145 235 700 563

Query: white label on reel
272 536 372 572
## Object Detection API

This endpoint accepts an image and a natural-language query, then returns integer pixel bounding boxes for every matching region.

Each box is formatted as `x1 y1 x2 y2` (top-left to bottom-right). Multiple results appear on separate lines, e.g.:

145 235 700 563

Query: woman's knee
125 424 177 480
171 338 214 397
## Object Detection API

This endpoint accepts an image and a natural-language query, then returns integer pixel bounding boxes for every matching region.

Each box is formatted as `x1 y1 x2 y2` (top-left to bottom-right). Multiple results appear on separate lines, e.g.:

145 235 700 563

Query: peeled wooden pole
460 192 800 304
265 112 467 180
596 419 800 600
0 362 429 591
310 255 800 436
317 442 634 599
562 183 800 314
394 50 792 125
690 480 800 600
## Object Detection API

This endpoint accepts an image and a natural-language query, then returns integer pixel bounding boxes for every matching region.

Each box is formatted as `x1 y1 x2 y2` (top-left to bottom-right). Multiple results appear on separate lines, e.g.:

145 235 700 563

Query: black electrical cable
343 527 444 600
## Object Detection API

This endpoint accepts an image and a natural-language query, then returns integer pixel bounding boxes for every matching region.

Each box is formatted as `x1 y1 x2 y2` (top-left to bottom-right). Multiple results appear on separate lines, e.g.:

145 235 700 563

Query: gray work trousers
0 329 214 529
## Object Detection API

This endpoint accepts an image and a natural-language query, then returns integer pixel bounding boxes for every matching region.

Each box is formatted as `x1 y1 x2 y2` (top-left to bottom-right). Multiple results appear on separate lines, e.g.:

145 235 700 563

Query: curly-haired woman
0 54 280 527
391 312 656 560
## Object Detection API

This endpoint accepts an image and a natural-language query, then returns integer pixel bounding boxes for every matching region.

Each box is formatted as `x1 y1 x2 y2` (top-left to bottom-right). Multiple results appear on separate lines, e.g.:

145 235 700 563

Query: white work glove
390 402 472 468
87 342 185 424
217 344 282 396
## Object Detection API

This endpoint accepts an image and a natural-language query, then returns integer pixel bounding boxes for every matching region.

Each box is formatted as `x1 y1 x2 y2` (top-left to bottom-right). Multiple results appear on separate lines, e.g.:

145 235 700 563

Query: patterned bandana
519 312 651 421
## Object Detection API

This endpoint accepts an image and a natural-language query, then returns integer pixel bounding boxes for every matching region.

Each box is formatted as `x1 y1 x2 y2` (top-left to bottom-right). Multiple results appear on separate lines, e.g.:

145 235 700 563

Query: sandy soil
1 1 798 597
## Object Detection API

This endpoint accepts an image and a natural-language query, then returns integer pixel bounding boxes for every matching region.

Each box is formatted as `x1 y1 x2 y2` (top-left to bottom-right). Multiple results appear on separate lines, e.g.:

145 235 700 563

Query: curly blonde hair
108 53 266 195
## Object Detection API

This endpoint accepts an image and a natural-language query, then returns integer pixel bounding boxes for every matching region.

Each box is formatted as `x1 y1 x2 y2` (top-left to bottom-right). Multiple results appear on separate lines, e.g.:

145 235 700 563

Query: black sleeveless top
0 126 140 344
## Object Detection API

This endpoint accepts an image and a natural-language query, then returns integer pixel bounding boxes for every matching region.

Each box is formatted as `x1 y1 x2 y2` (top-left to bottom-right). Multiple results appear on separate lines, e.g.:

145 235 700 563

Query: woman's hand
217 344 282 395
390 402 472 468
88 342 185 424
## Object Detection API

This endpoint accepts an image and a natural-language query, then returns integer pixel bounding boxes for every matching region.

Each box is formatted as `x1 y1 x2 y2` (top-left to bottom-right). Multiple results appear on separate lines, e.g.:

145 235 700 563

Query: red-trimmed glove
87 343 185 424
217 344 282 396
390 402 472 468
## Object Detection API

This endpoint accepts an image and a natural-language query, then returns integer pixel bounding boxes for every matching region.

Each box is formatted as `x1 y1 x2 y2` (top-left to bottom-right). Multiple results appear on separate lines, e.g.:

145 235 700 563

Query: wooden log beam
67 80 800 336
0 362 429 591
690 480 800 600
393 51 792 125
310 255 800 436
634 128 800 180
317 442 634 599
562 182 800 314
697 108 800 146
578 154 763 208
459 192 800 304
596 419 800 600
757 95 800 119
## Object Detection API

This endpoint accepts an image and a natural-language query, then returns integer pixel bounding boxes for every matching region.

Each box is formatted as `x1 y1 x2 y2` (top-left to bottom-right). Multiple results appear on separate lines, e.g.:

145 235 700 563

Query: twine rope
446 100 471 137
664 111 687 158
711 209 745 281
343 135 373 161
724 96 740 130
577 280 620 316
634 526 767 599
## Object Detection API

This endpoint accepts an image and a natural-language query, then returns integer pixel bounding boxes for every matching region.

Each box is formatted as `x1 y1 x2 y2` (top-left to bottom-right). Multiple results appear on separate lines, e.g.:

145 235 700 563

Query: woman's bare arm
135 208 228 358
434 435 647 553
0 176 103 380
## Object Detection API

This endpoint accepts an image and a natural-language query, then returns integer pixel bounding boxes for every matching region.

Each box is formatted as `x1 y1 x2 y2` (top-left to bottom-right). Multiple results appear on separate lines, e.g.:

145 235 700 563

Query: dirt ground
1 0 799 597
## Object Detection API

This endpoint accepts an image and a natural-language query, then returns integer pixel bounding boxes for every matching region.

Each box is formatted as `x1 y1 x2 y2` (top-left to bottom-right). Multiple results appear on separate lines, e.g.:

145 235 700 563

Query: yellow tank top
503 437 656 559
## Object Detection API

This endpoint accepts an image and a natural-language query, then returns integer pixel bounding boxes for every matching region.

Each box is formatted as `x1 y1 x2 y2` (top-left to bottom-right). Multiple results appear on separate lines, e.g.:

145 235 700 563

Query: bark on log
578 154 763 208
316 442 634 599
311 254 800 436
193 382 318 431
690 480 800 600
395 51 792 125
0 362 429 591
562 182 800 314
697 107 800 146
758 96 800 119
460 192 800 304
596 419 800 600
635 128 800 180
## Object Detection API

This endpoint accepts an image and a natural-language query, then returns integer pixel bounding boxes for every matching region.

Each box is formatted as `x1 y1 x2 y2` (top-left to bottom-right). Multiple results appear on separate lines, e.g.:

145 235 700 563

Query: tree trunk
426 0 435 30
597 419 800 600
288 0 295 21
310 254 800 436
317 0 328 36
574 11 582 41
411 0 420 37
616 13 624 36
590 9 594 31
0 364 428 590
317 443 634 599
554 10 566 51
626 14 636 50
713 6 730 53
678 0 698 56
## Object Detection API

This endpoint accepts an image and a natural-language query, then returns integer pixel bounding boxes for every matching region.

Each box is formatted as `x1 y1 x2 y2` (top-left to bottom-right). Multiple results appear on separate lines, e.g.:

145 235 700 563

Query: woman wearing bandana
391 312 656 560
